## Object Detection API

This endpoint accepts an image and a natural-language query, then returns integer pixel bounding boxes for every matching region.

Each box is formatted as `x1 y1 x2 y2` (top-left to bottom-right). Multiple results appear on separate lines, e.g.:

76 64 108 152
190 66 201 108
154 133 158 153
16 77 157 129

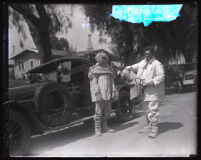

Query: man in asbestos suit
123 45 165 138
88 52 118 136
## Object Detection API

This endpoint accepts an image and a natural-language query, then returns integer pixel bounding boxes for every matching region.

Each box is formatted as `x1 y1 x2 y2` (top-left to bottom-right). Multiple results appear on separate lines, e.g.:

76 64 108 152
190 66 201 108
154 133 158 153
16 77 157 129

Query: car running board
31 115 94 139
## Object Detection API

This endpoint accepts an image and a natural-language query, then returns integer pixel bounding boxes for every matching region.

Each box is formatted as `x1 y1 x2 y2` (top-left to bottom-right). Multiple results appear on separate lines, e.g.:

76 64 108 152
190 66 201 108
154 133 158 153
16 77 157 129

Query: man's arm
143 63 164 87
88 67 101 96
152 63 165 86
125 63 139 73
111 76 118 100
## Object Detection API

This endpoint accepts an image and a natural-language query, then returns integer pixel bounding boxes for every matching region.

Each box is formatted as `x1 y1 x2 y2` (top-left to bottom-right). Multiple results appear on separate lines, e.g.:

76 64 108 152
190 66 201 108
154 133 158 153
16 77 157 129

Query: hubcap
121 97 132 116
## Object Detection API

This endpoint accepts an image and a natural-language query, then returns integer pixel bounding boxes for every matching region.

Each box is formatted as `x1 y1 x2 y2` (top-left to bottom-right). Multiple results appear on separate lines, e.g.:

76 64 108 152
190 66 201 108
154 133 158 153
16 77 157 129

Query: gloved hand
143 80 154 87
120 68 130 80
112 89 119 101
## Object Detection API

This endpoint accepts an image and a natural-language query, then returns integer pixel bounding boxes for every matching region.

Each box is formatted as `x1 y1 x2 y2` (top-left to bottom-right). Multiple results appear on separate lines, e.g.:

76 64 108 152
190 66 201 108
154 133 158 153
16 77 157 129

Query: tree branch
9 3 40 27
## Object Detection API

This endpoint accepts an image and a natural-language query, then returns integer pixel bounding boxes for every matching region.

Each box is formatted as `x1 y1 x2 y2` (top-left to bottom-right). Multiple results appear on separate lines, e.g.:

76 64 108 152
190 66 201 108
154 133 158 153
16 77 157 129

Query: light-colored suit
126 57 165 127
126 57 165 101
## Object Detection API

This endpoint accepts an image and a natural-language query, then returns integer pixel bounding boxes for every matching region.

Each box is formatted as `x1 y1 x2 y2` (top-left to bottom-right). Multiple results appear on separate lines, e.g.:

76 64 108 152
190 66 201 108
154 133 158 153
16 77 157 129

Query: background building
10 48 72 79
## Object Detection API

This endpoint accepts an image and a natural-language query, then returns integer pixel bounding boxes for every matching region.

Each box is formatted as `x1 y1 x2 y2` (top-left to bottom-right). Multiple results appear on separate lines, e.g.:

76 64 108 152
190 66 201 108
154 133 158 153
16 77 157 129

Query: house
10 48 72 79
9 60 15 79
10 48 119 79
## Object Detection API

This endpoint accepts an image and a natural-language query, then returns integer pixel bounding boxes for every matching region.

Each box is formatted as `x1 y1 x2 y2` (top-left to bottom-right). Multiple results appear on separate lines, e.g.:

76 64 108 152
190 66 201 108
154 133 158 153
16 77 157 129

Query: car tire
116 90 134 122
9 110 31 156
34 82 73 127
176 80 183 93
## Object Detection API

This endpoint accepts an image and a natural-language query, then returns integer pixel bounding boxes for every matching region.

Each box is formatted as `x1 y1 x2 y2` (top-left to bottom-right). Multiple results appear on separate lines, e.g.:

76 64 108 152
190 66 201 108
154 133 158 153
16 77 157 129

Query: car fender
7 100 49 134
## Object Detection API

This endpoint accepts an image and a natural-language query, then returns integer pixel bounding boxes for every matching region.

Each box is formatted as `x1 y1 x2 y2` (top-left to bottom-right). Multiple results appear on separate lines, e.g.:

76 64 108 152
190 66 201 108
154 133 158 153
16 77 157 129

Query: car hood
8 82 48 101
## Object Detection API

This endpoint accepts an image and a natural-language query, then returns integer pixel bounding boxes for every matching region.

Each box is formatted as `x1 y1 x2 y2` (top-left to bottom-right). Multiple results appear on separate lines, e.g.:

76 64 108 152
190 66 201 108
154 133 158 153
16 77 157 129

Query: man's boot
95 129 102 136
138 124 151 133
102 120 114 133
138 117 151 133
148 125 158 138
94 116 102 137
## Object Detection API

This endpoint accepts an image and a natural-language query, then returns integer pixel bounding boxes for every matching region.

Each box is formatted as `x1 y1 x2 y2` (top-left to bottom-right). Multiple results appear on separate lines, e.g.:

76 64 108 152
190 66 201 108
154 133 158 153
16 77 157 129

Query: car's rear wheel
9 110 31 156
116 90 134 122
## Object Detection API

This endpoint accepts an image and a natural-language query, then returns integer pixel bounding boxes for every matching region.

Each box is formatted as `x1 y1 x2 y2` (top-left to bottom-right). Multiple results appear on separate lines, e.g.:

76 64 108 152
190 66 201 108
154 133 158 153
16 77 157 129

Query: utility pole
87 34 93 51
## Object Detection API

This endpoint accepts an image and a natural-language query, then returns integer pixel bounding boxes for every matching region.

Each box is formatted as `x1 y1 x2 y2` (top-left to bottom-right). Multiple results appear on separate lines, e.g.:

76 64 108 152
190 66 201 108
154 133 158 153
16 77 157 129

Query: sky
8 4 112 59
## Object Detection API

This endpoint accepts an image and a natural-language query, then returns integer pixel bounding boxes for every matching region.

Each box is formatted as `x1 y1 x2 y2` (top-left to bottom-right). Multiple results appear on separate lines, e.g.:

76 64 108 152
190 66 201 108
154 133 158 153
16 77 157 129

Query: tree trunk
25 18 44 63
35 4 52 63
9 4 52 64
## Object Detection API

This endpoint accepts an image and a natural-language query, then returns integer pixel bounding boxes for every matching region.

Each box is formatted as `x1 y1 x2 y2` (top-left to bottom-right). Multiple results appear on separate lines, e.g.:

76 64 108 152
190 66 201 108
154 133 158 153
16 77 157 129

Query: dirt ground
26 91 197 157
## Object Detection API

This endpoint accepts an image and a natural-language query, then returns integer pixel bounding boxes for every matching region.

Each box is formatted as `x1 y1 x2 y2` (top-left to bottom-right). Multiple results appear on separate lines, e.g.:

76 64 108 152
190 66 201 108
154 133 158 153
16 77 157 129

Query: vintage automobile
182 62 197 90
165 62 197 93
6 57 138 156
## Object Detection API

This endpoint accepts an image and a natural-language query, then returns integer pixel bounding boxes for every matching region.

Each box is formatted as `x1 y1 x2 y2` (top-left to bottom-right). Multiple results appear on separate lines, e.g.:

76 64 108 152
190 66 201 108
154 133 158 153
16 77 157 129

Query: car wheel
176 80 183 93
116 90 134 122
9 110 31 156
34 82 73 127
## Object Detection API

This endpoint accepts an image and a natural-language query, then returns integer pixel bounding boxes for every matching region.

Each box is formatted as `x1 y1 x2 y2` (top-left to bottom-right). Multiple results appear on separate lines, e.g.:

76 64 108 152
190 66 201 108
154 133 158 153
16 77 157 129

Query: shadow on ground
27 123 94 156
27 114 141 156
158 122 183 135
113 121 138 133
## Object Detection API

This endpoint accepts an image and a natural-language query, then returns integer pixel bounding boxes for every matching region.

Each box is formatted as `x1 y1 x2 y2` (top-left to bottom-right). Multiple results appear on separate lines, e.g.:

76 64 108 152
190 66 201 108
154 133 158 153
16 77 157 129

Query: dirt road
28 91 197 157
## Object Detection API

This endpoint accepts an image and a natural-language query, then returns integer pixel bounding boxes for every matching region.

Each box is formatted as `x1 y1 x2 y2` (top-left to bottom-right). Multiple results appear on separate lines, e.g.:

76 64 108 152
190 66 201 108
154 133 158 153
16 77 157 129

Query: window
30 60 33 68
22 61 24 70
18 61 24 70
18 61 21 70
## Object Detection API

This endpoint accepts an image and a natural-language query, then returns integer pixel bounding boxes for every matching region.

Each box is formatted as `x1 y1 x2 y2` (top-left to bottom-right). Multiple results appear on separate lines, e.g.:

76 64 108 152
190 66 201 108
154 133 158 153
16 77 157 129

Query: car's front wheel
9 110 31 156
116 90 134 122
176 80 183 93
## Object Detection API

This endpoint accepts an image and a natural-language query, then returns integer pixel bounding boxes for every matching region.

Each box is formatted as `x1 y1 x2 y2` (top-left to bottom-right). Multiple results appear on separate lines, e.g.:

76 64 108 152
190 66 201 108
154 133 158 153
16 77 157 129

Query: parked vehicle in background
5 56 138 156
165 62 197 93
182 62 197 89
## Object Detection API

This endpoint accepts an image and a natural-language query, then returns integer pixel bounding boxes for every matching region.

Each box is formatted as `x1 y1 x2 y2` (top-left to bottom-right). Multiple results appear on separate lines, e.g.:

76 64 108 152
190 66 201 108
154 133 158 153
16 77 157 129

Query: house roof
10 48 71 60
75 49 121 60
10 49 38 60
51 49 71 57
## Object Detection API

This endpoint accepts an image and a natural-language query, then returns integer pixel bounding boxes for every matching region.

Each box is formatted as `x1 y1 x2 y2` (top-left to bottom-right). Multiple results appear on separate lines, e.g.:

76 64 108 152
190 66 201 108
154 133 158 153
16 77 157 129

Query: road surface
26 91 197 157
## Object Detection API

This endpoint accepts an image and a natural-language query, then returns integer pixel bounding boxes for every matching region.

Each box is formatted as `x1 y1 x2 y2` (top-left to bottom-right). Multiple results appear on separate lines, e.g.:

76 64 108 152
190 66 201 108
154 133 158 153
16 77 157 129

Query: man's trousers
145 101 159 128
94 100 111 132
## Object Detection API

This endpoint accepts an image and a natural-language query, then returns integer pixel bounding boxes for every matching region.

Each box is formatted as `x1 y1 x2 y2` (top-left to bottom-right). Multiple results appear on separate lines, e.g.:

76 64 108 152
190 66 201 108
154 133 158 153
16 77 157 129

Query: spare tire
34 82 73 127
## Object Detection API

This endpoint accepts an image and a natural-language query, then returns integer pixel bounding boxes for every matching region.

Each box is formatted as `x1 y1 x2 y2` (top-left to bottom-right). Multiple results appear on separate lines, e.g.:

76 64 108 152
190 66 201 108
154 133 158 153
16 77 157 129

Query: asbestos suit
88 52 118 136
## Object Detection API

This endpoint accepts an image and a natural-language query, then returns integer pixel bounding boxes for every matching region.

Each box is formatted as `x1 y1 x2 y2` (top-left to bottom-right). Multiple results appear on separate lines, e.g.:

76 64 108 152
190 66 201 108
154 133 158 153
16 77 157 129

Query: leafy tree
82 3 198 65
9 3 72 63
50 34 69 50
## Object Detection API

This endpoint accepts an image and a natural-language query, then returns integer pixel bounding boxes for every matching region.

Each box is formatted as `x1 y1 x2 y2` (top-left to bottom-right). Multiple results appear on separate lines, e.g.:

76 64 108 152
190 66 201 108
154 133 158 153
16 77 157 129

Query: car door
61 61 84 108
